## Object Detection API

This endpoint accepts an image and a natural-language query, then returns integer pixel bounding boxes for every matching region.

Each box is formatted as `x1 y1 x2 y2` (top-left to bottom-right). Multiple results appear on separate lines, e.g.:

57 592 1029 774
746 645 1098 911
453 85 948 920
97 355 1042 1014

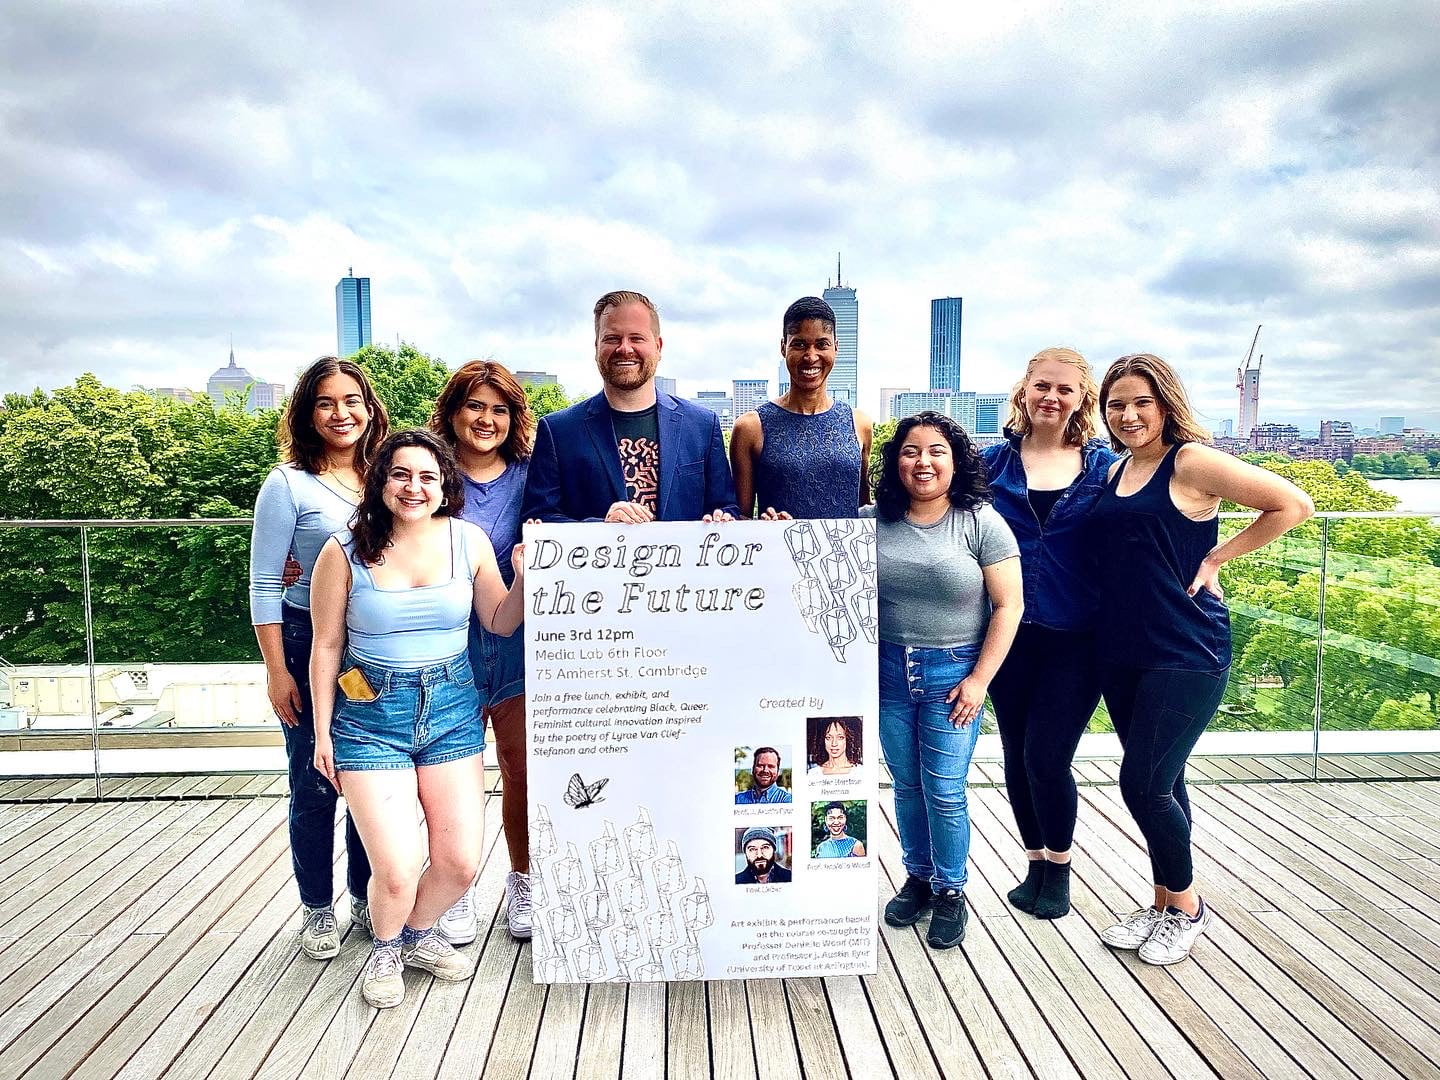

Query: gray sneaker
362 944 405 1008
505 871 533 940
300 906 340 960
437 883 478 946
402 929 474 981
1099 906 1166 950
350 896 372 938
1139 905 1213 966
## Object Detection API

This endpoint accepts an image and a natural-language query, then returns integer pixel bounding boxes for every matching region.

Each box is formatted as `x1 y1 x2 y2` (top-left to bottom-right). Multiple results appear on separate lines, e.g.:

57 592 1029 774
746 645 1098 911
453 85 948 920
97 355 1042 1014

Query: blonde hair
1099 353 1213 452
1004 346 1100 446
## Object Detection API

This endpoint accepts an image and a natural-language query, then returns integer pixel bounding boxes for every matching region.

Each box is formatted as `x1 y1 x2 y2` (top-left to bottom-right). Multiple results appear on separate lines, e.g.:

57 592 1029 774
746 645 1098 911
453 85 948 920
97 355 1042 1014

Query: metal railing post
1310 517 1329 782
80 526 102 799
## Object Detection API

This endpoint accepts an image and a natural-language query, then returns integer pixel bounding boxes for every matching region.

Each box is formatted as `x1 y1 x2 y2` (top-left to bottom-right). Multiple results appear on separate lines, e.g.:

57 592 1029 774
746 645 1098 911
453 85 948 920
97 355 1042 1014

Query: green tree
525 382 575 419
350 342 450 428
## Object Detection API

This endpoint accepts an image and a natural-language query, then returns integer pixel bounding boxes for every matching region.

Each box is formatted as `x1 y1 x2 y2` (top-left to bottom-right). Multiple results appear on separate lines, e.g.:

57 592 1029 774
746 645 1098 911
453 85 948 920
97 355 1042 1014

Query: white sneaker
362 944 405 1008
350 896 372 938
437 882 478 946
1099 906 1166 950
1139 904 1213 966
505 871 533 940
300 906 339 960
402 930 474 981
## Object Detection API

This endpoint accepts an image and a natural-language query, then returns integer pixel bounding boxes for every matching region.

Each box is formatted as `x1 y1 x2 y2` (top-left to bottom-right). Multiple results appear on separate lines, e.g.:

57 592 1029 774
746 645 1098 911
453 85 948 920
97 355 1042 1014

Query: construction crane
1236 324 1262 438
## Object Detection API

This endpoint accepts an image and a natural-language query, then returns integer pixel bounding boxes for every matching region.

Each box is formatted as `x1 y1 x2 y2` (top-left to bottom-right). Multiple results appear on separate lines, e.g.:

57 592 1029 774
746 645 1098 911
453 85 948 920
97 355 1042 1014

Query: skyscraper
733 379 768 418
777 361 790 397
974 393 1008 436
929 298 963 392
655 376 678 398
822 255 857 409
335 267 372 357
879 387 910 423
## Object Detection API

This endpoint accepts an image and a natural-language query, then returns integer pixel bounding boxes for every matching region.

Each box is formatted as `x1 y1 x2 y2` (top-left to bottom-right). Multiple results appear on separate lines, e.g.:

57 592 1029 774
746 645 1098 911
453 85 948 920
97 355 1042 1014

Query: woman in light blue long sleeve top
249 355 389 961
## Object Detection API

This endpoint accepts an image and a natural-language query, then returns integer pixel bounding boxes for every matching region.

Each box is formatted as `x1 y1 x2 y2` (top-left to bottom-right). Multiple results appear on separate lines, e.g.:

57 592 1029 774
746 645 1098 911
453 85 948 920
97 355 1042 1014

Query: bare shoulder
853 408 874 440
732 410 763 450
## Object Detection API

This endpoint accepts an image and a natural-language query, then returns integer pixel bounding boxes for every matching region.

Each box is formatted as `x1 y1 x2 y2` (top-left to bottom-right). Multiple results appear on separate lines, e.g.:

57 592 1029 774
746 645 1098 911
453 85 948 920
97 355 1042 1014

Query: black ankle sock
1032 861 1072 920
1007 859 1046 913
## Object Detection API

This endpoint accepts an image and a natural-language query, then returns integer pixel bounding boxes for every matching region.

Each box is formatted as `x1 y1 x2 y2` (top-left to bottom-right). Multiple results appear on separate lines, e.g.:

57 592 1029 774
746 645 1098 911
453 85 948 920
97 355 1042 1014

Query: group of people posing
249 288 1312 1009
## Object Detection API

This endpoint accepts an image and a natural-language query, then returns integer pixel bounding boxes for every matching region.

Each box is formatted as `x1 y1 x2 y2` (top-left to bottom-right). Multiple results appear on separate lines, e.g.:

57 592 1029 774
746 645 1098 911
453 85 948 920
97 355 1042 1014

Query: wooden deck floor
0 757 1437 1078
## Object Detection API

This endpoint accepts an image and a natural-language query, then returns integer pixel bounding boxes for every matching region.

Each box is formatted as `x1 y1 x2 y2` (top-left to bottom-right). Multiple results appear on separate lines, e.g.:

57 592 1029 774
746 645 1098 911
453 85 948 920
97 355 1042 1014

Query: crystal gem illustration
644 910 677 949
850 587 878 643
671 943 703 980
553 842 586 896
849 530 876 576
682 877 714 933
786 518 876 665
624 807 657 860
549 901 580 945
821 602 857 661
783 521 821 570
590 820 623 875
653 840 687 897
581 887 612 929
530 803 557 860
613 865 647 914
820 548 856 592
611 912 644 963
575 942 607 981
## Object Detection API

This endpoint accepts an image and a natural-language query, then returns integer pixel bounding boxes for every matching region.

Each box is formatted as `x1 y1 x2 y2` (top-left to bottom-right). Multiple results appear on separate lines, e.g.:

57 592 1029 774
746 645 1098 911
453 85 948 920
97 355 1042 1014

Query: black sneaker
926 888 968 949
884 875 934 927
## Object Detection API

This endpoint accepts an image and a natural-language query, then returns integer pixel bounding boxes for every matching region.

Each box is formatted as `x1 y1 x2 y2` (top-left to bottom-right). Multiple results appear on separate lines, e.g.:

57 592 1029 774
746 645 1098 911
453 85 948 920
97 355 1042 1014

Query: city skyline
929 298 963 393
821 257 858 410
2 4 1437 429
335 268 372 357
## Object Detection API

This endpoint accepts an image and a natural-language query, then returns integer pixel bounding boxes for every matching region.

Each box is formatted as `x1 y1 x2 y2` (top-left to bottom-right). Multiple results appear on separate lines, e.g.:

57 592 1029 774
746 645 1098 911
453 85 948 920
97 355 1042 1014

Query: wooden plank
574 983 627 1080
620 983 666 1080
824 975 891 1079
251 941 371 1080
706 978 757 1080
531 984 587 1080
863 944 941 1080
667 980 711 1080
479 944 545 1079
783 979 848 1079
743 979 803 1080
215 772 259 796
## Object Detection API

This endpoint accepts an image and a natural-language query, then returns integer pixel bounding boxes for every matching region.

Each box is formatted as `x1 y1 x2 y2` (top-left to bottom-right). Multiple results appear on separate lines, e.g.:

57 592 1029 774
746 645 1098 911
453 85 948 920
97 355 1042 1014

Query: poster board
524 519 878 983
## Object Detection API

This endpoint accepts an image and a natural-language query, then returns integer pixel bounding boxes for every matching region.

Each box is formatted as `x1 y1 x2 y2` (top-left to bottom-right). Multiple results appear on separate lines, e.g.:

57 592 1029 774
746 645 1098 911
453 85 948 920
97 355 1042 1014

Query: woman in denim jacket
980 347 1116 919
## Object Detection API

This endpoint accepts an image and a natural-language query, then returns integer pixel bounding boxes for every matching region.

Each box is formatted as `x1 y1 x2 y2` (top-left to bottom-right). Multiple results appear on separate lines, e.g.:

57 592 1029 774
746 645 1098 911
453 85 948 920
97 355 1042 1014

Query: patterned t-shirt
611 405 660 512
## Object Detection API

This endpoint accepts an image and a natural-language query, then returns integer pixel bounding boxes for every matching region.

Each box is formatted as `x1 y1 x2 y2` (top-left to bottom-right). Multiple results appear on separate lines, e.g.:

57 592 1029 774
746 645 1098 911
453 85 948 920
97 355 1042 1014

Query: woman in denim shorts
862 412 1023 950
309 429 526 1009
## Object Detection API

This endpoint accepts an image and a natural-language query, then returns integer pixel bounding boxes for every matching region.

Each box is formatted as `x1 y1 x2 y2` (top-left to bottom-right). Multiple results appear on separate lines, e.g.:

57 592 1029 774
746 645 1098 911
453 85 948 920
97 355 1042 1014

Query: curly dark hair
279 356 390 474
872 411 990 522
348 429 465 566
808 716 863 768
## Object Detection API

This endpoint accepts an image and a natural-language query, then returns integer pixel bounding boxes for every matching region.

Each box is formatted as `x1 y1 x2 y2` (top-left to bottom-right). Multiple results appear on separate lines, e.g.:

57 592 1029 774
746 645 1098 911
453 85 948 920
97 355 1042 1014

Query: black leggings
1102 665 1228 892
989 624 1102 853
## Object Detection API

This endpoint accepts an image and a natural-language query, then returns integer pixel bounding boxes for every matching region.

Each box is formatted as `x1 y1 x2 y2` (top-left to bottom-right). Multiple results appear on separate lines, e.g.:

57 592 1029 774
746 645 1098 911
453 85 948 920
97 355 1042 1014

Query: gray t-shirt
861 503 1019 647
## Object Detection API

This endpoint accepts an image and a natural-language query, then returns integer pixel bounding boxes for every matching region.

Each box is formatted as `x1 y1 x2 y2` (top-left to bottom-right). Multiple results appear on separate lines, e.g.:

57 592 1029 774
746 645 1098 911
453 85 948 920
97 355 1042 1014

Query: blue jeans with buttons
878 639 984 894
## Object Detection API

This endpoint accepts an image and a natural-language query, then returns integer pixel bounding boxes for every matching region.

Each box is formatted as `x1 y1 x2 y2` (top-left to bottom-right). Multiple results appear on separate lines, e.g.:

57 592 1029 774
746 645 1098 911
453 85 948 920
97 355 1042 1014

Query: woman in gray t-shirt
863 411 1023 949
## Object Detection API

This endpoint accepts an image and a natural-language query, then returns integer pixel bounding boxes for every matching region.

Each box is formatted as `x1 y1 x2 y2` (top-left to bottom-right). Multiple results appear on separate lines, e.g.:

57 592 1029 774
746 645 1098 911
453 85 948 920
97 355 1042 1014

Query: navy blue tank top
1093 444 1230 671
754 400 861 519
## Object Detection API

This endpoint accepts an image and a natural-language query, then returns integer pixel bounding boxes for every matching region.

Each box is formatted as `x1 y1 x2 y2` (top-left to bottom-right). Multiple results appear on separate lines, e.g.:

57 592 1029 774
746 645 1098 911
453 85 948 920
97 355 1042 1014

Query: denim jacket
980 429 1118 631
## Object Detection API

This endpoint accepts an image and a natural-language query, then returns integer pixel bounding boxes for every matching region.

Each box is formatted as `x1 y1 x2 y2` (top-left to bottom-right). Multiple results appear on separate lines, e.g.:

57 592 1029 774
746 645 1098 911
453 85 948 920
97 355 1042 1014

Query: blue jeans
468 613 526 708
280 604 371 910
878 640 984 893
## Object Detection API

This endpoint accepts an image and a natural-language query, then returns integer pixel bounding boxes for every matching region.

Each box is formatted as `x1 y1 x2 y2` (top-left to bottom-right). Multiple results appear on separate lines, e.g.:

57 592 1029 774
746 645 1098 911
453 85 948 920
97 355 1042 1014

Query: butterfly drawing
564 773 609 809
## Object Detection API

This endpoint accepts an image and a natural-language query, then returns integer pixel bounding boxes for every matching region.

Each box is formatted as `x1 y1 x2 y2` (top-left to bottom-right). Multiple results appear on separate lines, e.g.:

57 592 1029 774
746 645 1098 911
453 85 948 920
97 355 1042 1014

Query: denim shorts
468 613 526 709
331 651 485 771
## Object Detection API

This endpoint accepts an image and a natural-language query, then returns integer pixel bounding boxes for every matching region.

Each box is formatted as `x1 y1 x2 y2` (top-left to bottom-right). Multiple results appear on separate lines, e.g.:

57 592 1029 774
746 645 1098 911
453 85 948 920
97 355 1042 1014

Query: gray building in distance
335 268 372 357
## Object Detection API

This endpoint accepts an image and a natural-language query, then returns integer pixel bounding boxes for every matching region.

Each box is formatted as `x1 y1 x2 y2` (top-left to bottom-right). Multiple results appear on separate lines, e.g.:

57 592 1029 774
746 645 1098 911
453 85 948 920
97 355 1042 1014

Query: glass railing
0 513 1436 792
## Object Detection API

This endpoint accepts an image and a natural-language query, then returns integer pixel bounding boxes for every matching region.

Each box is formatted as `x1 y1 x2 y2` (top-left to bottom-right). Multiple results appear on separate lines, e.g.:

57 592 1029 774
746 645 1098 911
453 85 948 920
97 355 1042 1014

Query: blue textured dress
753 400 862 519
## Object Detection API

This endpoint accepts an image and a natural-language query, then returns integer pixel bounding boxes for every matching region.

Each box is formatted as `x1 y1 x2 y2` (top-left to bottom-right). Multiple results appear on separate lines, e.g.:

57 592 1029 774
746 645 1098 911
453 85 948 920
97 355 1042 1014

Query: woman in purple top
430 360 536 943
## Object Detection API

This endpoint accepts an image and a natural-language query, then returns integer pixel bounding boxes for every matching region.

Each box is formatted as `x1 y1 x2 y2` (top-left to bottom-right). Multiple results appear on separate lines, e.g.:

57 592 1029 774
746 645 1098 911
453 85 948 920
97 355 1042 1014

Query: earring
439 498 448 508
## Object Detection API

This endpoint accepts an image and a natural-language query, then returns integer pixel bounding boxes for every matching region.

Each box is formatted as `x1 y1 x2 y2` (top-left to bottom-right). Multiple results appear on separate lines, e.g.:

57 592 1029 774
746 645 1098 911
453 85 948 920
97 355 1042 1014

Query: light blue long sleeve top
249 465 358 623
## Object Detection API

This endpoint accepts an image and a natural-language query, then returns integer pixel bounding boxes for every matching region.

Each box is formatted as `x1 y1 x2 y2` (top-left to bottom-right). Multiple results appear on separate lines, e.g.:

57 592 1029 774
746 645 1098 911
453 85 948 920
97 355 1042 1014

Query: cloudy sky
3 0 1437 430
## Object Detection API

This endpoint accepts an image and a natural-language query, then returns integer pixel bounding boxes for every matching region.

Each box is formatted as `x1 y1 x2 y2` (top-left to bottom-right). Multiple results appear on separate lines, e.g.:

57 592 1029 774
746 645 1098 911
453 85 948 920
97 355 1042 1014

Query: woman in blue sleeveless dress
249 356 388 960
309 429 526 1009
1092 354 1311 966
730 296 873 519
430 360 536 945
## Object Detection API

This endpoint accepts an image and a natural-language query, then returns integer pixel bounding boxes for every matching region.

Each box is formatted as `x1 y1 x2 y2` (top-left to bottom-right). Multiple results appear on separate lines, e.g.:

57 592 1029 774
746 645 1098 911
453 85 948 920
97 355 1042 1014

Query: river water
1371 478 1440 514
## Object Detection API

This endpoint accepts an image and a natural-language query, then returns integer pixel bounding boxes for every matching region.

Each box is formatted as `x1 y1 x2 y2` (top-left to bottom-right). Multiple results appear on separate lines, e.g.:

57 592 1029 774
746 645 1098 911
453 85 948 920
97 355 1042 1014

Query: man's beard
748 857 772 876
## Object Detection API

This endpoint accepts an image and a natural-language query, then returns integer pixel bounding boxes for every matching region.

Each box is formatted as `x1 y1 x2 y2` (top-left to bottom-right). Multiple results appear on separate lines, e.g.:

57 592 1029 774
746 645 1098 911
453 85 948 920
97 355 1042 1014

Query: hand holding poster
525 520 878 982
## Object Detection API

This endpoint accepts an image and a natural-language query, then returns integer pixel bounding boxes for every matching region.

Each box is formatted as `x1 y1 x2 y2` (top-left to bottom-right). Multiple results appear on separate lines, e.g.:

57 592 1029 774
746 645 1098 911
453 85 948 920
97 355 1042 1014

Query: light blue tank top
816 836 860 858
339 520 477 669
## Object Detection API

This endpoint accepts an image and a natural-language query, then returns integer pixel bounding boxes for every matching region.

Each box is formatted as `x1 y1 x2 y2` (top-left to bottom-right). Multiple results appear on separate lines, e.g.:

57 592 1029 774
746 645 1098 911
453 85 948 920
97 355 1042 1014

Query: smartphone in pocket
337 667 378 702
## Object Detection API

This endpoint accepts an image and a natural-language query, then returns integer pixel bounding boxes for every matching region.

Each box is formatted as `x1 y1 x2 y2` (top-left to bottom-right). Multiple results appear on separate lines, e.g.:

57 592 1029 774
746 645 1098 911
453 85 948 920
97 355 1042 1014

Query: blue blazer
522 391 740 522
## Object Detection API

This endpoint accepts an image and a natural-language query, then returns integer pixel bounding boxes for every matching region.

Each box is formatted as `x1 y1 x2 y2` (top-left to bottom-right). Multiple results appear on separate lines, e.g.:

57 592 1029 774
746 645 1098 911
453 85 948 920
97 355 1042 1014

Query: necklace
325 467 361 496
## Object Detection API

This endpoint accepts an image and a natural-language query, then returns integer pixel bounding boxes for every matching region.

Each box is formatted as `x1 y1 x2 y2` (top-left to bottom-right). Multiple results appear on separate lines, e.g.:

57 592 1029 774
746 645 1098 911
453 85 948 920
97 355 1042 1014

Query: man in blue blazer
523 290 740 523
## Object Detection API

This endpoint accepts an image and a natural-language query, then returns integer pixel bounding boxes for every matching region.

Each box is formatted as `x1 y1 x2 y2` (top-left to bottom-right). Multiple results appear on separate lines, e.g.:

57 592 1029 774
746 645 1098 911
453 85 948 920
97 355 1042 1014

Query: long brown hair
428 359 535 462
1004 346 1100 446
1099 353 1213 452
279 356 389 474
807 716 863 768
348 430 465 566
